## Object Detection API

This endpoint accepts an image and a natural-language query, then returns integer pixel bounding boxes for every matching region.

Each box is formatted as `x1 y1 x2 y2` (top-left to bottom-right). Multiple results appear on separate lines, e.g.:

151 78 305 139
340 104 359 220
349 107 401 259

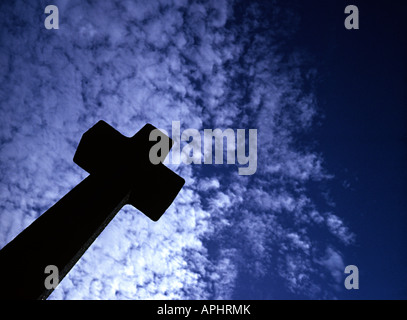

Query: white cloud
326 213 355 245
197 178 220 191
316 247 345 286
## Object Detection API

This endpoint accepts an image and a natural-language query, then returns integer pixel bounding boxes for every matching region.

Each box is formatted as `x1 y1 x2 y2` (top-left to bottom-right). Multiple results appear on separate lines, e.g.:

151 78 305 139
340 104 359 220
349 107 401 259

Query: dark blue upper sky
290 0 407 299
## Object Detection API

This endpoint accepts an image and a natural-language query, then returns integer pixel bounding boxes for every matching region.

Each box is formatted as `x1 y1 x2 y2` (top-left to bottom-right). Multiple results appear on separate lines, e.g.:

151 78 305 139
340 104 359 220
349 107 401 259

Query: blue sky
0 0 405 299
294 0 407 299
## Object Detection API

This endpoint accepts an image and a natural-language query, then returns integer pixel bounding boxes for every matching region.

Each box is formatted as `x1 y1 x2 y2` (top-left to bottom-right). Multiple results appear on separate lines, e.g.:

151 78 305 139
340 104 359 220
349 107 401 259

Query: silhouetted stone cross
0 121 185 300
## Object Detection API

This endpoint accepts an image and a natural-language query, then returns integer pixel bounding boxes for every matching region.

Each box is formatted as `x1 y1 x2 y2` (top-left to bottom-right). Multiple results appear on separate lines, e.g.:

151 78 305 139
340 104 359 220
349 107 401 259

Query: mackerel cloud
0 0 354 299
